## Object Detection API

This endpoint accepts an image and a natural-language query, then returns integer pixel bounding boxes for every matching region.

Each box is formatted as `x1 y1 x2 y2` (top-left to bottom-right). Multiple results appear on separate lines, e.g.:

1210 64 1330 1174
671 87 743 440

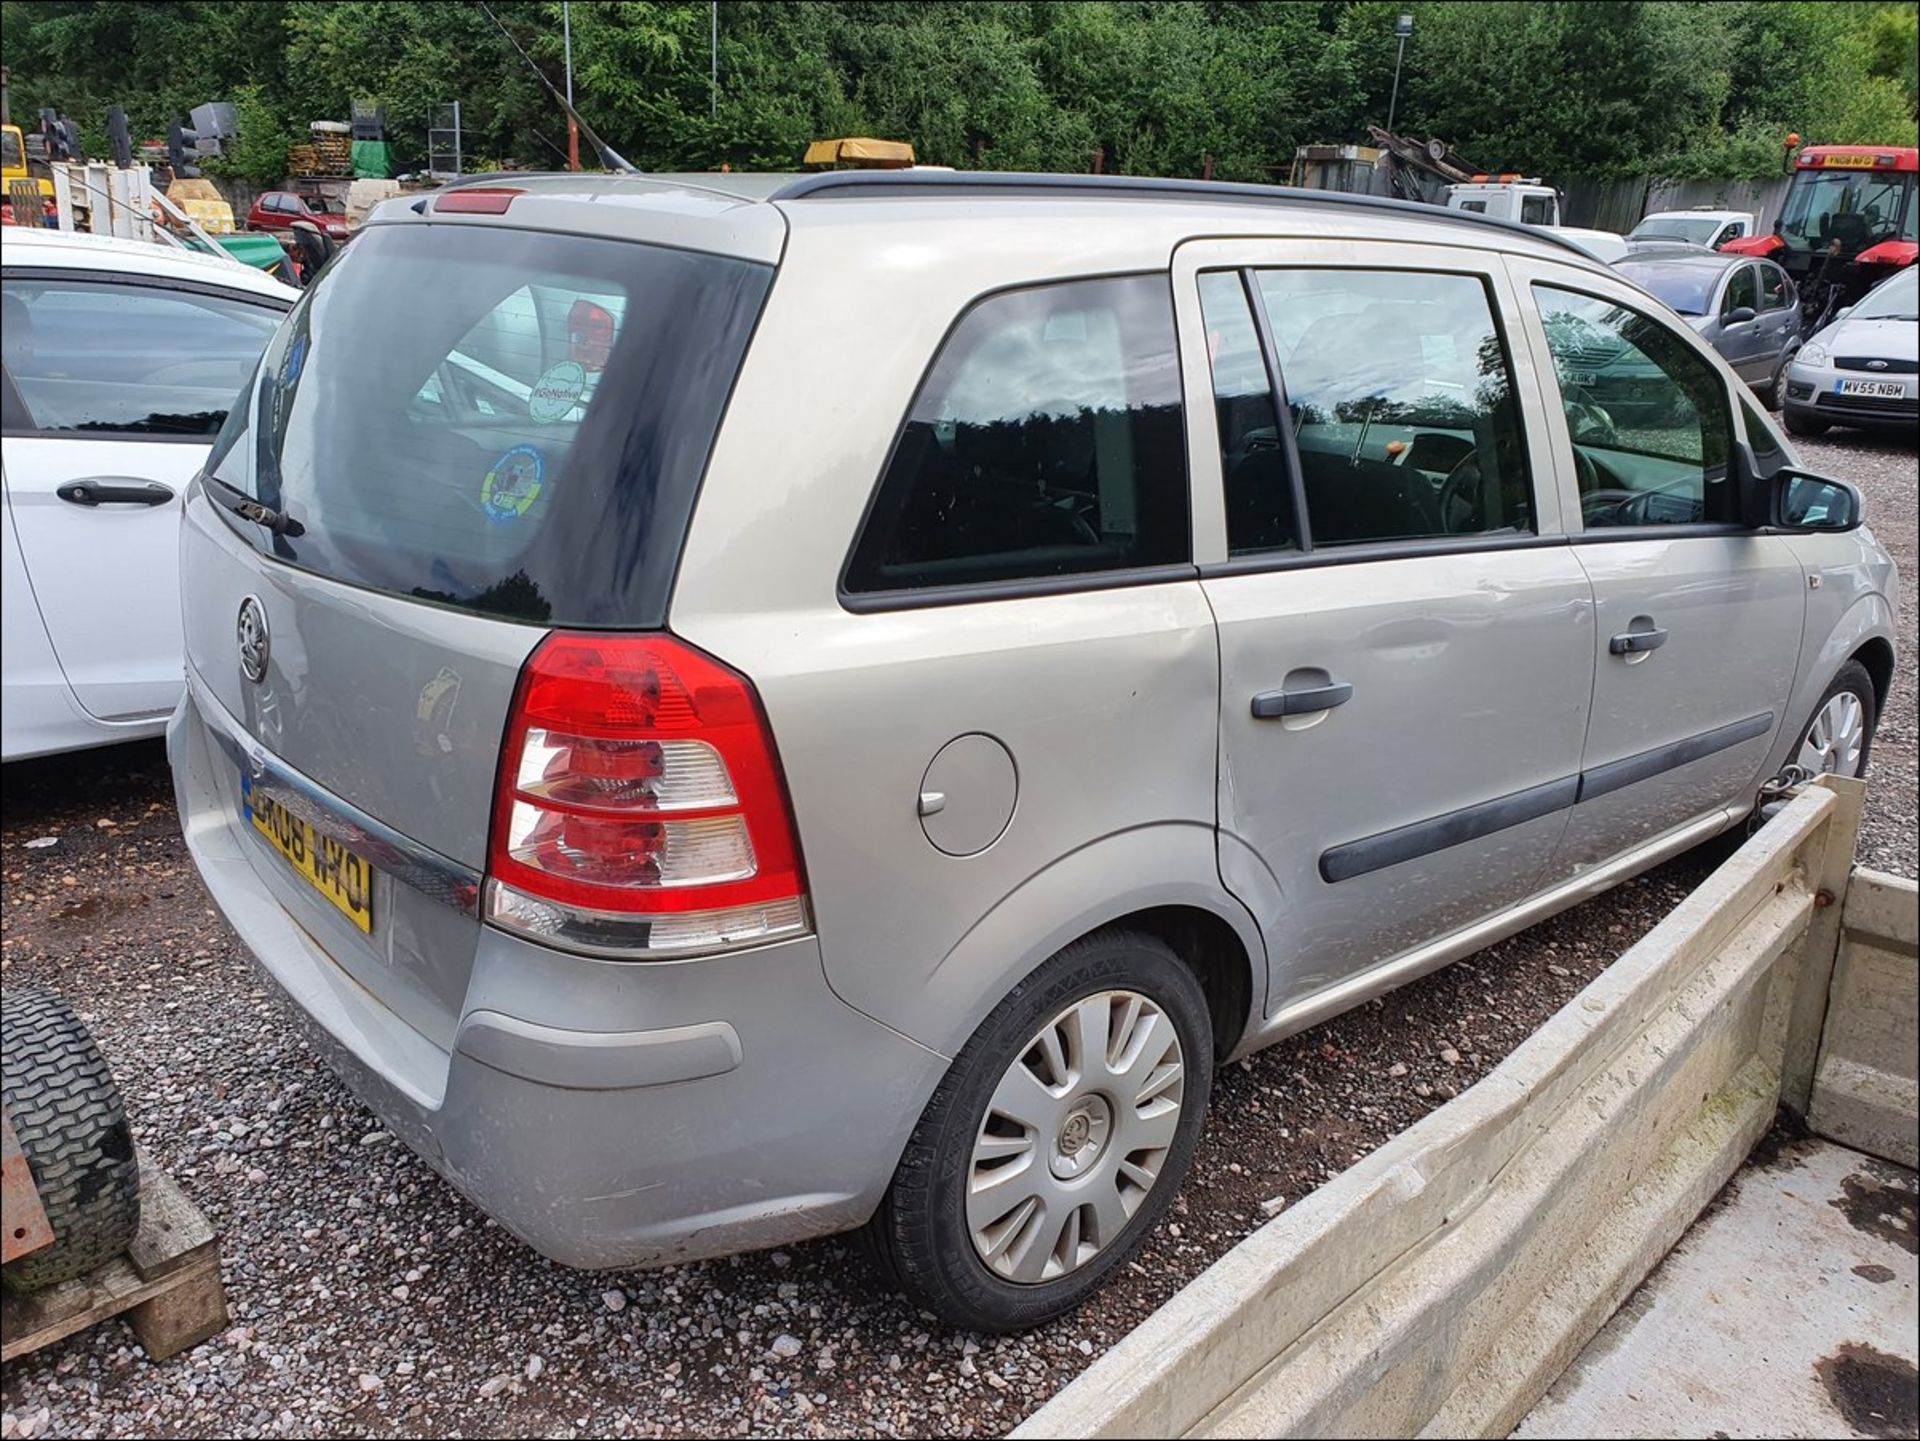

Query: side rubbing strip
1576 712 1776 804
1320 775 1580 884
1318 711 1778 885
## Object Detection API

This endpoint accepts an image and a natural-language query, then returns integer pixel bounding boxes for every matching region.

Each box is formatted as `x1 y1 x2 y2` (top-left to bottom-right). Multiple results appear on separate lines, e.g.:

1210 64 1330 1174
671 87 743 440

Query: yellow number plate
1816 154 1879 169
244 779 375 933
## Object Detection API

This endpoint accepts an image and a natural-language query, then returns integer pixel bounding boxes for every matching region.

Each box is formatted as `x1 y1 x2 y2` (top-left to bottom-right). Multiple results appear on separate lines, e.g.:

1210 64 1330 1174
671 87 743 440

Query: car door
1173 238 1596 1015
0 267 286 722
1717 263 1768 379
1756 261 1801 368
1507 260 1805 877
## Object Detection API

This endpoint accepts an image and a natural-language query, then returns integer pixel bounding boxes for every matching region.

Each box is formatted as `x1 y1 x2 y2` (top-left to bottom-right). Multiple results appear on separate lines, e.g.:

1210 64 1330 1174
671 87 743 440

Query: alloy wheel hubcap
967 990 1185 1285
1798 692 1866 778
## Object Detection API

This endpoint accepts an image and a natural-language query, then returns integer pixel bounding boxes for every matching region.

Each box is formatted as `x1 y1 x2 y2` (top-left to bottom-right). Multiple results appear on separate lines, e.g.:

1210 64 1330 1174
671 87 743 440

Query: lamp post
1386 12 1414 134
563 0 579 170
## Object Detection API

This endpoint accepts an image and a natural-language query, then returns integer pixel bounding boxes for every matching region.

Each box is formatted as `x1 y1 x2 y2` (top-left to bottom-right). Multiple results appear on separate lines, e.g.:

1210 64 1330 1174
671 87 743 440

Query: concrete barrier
1014 781 1866 1440
1808 867 1920 1167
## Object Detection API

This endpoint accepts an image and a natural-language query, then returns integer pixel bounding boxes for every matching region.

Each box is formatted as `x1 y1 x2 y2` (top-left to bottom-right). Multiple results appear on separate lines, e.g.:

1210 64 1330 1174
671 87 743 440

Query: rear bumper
169 687 945 1269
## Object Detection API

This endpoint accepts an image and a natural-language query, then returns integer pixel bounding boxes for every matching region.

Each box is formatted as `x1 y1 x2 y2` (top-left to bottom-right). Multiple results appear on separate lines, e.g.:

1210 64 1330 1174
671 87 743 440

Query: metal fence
1556 173 1795 232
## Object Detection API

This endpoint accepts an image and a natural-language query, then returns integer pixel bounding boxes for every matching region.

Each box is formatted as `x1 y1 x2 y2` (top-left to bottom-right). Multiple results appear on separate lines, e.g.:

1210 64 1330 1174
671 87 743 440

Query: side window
843 275 1187 594
2 279 284 436
1457 200 1488 214
1248 268 1534 545
1521 194 1555 227
265 195 291 214
1724 264 1758 316
1534 284 1734 528
1198 271 1297 555
1760 264 1791 312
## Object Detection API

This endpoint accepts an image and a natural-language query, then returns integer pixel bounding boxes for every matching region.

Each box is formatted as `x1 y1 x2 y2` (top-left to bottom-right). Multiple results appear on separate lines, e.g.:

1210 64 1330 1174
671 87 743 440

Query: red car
245 190 350 242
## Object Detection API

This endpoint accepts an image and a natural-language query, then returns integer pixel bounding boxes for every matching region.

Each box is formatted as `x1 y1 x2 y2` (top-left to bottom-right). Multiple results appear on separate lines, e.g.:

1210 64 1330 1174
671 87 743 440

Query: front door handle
56 479 175 508
1252 679 1354 719
1609 626 1669 656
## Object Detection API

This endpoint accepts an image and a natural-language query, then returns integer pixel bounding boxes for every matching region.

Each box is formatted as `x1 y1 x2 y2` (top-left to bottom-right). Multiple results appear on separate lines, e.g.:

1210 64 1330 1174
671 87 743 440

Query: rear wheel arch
898 825 1266 1063
1113 903 1256 1063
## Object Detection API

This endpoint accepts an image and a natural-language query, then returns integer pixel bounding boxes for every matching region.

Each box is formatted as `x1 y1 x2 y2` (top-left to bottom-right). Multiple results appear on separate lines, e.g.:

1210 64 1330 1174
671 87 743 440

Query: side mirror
1724 305 1757 325
1776 469 1862 532
1732 441 1862 532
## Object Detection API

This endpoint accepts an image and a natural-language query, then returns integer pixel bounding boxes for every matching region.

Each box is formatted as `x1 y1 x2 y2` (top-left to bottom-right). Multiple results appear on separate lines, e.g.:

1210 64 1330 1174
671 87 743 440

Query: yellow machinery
801 137 916 170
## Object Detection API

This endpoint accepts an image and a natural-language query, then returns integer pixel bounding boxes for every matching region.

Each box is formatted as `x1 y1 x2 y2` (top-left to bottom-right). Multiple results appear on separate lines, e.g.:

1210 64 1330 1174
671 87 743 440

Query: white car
2 228 295 761
1781 266 1920 436
1548 226 1630 263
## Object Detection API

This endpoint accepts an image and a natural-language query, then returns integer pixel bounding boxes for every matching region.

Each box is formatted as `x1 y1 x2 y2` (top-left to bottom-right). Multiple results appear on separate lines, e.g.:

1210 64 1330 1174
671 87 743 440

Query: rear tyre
865 928 1212 1331
1 987 140 1292
1783 410 1830 437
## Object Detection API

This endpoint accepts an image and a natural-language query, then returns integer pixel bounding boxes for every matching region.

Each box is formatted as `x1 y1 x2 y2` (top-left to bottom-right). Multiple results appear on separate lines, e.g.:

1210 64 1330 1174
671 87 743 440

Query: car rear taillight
485 633 810 958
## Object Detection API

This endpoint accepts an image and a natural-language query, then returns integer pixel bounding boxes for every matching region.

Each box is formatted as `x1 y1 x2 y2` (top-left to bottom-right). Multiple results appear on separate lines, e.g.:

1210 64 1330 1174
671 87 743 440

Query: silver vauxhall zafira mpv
171 170 1898 1331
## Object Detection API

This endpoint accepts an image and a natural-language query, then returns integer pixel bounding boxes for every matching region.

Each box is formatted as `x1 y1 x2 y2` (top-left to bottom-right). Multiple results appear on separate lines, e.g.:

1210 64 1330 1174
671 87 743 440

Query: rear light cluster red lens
485 634 809 958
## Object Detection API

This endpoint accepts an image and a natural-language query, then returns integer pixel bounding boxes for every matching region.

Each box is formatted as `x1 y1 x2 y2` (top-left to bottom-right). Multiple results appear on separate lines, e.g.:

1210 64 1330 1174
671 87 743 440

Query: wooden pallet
1 1152 225 1364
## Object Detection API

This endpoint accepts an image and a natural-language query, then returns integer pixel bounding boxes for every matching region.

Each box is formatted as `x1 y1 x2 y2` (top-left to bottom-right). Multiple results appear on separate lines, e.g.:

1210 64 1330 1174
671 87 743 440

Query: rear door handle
1609 626 1669 655
56 479 175 508
1252 680 1354 718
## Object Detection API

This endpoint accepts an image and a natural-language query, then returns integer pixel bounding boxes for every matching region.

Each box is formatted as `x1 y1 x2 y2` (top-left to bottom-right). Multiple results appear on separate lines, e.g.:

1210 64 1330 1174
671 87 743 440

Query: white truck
1444 175 1560 226
1627 208 1757 249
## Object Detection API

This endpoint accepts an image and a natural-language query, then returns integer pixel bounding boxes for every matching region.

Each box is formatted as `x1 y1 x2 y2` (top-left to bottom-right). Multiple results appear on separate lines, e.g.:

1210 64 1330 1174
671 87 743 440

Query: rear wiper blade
203 473 305 538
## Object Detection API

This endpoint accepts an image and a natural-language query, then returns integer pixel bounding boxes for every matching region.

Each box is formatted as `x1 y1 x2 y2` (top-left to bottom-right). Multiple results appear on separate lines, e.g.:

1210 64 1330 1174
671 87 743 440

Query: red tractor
1723 144 1918 327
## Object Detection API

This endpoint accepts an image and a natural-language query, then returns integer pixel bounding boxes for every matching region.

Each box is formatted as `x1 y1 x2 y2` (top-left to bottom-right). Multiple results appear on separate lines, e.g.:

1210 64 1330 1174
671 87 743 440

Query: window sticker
480 444 546 522
528 360 587 422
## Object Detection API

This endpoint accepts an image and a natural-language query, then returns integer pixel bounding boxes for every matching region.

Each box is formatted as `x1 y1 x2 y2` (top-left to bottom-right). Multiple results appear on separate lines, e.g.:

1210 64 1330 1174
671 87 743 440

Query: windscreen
1853 266 1919 320
1778 169 1917 255
206 222 772 627
1630 217 1719 244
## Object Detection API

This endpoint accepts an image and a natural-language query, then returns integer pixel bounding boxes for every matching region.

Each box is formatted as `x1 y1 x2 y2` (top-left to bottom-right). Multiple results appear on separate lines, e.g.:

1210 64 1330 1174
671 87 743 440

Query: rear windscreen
206 222 772 626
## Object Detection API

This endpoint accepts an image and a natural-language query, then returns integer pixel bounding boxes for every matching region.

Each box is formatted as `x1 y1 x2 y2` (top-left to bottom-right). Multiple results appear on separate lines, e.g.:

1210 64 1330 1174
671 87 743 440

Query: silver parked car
1613 250 1804 406
1781 266 1920 437
171 172 1898 1331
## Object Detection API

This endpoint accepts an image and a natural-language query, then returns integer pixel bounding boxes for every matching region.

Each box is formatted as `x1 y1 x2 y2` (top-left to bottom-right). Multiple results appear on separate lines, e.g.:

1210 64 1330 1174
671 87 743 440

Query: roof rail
771 169 1597 260
431 170 568 191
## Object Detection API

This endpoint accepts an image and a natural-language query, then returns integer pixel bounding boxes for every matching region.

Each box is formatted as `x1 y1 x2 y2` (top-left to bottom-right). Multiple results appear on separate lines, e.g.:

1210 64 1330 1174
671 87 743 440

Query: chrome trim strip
187 670 482 918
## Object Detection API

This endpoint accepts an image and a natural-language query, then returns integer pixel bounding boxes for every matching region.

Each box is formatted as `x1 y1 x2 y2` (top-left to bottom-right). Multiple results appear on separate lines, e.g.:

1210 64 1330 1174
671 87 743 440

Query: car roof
1638 208 1747 222
0 226 299 301
382 169 1605 271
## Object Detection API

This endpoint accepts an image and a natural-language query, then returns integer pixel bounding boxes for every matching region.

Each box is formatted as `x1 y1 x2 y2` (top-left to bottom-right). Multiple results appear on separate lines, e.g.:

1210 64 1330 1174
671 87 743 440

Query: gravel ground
1793 431 1920 880
2 431 1912 1440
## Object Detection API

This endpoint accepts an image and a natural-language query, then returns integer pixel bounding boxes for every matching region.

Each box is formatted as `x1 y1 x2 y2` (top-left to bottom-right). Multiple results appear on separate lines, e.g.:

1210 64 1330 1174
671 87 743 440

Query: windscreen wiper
203 473 305 538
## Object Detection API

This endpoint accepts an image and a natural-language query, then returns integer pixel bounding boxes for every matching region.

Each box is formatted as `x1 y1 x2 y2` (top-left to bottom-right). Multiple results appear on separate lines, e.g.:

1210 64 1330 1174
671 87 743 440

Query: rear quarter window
843 274 1188 597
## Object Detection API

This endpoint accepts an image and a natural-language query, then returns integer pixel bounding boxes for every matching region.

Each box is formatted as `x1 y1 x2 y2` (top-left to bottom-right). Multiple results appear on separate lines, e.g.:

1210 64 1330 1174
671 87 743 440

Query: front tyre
866 928 1212 1331
1794 660 1877 780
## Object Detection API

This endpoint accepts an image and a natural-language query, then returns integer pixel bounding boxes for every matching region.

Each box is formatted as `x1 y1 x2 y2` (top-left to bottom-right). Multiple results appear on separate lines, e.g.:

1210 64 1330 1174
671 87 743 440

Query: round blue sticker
480 444 546 522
